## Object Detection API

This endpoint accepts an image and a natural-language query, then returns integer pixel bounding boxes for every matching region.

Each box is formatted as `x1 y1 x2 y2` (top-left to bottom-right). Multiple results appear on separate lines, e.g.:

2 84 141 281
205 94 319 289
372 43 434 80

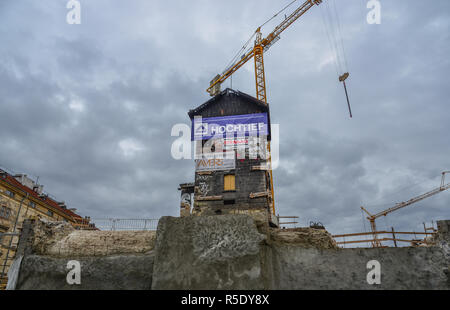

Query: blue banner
192 113 268 141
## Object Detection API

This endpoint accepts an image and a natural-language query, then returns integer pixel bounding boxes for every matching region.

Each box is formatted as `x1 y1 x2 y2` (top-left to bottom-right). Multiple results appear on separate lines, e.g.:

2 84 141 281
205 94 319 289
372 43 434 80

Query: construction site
1 0 449 292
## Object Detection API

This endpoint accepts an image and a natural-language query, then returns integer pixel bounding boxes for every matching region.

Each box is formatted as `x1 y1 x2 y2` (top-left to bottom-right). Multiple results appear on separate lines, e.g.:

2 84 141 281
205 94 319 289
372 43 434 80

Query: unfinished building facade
179 88 277 225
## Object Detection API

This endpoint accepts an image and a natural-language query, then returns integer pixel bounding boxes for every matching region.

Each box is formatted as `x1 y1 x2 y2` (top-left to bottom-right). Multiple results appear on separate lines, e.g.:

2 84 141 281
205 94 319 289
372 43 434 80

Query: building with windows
0 168 90 287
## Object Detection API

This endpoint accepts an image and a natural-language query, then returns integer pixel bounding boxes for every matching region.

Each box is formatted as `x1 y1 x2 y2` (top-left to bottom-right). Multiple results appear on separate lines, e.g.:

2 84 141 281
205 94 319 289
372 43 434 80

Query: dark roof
178 183 195 191
188 88 269 119
0 170 82 220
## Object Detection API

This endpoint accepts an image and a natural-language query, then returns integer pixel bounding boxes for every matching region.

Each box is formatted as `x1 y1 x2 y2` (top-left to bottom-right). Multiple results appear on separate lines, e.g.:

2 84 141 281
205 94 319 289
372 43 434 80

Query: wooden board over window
224 175 236 191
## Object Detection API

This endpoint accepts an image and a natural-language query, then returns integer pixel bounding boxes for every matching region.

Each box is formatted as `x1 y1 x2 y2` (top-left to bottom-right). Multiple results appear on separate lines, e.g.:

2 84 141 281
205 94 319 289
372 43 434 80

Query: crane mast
361 171 450 247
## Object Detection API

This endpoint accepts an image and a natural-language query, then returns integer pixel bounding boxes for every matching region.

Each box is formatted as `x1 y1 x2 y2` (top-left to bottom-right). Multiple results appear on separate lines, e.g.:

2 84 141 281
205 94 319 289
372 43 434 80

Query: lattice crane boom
361 171 450 247
206 0 323 100
261 0 321 50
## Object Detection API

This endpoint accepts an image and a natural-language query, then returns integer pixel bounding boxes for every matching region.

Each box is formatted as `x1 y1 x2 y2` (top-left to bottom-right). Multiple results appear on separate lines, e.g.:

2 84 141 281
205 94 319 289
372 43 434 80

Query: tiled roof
0 170 82 220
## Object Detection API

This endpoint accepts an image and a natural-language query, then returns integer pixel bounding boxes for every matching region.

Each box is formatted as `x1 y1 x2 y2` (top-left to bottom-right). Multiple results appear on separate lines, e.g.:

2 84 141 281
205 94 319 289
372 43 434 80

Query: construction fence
332 229 437 248
74 218 159 231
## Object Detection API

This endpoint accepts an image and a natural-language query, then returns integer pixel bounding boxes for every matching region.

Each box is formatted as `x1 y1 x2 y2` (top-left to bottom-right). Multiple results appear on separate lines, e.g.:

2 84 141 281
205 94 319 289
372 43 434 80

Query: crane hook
339 72 352 118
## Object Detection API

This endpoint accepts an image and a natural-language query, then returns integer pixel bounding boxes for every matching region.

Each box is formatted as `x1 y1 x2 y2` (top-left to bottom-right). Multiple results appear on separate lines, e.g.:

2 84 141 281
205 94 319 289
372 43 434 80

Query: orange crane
361 171 450 247
205 0 349 216
207 0 326 101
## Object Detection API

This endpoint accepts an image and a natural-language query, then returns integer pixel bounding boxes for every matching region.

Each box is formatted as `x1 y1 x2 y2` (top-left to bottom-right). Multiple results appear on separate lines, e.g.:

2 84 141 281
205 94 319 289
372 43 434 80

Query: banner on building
192 113 268 141
195 152 236 172
223 138 249 150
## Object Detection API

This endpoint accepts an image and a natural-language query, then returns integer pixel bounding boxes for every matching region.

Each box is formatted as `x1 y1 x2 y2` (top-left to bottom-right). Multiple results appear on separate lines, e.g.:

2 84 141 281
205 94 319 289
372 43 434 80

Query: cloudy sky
0 0 449 238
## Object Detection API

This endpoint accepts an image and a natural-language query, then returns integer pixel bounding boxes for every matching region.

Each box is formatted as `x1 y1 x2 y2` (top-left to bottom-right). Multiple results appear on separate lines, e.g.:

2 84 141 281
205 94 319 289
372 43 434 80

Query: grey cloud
0 0 449 237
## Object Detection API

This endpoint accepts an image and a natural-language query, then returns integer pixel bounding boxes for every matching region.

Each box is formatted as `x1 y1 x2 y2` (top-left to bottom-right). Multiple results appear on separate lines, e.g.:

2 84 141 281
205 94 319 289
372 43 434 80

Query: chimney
33 184 44 195
14 174 36 190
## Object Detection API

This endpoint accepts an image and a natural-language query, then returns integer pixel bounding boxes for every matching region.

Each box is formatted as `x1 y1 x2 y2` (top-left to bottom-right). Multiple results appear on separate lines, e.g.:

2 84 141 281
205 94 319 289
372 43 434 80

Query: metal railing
277 215 299 227
74 218 159 231
332 230 437 248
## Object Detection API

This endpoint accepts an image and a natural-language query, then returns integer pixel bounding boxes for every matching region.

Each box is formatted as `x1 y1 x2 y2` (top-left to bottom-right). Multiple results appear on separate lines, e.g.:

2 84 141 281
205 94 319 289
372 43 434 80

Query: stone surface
12 217 450 290
151 215 266 290
16 253 154 290
270 245 449 290
269 227 338 249
437 220 450 261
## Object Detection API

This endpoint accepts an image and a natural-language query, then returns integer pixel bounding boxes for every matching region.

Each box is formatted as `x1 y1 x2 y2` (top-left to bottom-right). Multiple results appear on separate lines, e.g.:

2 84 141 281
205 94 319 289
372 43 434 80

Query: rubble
269 227 338 249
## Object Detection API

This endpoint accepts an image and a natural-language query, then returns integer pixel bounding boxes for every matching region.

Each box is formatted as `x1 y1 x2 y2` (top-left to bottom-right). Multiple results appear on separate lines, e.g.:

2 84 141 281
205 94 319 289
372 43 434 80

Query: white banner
195 152 235 172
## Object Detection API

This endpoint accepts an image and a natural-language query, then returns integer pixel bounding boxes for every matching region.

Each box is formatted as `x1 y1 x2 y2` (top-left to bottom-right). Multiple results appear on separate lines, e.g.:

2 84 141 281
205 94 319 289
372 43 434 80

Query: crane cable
360 208 371 247
331 0 349 71
364 174 441 209
319 0 353 117
259 0 299 29
319 0 348 75
223 32 256 75
223 0 300 77
319 2 339 76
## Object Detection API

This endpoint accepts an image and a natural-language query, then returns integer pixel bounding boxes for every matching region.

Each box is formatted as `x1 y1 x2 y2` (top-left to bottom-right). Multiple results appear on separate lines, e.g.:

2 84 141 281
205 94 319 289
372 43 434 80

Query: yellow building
0 168 89 289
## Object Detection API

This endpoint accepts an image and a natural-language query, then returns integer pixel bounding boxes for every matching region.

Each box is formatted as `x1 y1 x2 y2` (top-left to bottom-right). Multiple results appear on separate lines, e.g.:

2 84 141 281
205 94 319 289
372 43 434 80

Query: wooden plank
333 231 435 238
196 196 223 201
249 191 271 199
197 171 213 175
336 237 421 245
251 165 269 171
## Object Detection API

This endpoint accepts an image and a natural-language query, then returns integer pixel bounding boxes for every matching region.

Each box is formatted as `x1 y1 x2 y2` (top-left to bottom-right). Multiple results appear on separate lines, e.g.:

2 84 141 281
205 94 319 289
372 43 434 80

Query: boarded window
224 175 236 191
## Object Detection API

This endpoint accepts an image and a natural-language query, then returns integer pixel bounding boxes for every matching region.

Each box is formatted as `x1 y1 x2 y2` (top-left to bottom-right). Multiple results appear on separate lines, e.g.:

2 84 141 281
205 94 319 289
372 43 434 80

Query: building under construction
179 88 278 226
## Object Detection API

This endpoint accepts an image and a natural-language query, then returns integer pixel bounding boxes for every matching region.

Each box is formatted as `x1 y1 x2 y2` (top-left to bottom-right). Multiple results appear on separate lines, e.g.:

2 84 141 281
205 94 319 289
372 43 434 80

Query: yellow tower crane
361 171 450 247
206 0 350 216
207 0 326 100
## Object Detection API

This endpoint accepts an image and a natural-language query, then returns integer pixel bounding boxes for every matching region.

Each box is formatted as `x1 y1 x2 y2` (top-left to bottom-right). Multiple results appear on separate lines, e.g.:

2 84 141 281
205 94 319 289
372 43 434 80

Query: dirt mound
269 227 338 249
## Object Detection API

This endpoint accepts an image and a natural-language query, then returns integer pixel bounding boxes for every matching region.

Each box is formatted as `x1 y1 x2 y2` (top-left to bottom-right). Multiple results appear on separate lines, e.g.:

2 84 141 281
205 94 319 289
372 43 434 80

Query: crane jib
206 0 322 96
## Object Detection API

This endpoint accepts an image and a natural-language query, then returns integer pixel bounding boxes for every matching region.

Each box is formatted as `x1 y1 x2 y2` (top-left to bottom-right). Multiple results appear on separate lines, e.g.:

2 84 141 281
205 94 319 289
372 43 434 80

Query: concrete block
151 215 266 290
16 253 154 290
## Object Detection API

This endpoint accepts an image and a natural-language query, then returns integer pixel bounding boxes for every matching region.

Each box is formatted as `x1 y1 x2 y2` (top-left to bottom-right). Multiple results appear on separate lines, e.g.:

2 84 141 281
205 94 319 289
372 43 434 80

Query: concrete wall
151 215 266 290
17 253 154 290
11 216 450 290
269 245 449 289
